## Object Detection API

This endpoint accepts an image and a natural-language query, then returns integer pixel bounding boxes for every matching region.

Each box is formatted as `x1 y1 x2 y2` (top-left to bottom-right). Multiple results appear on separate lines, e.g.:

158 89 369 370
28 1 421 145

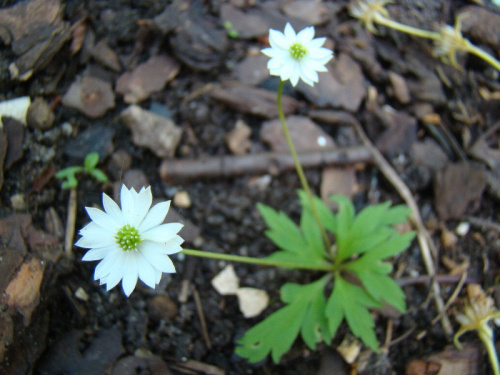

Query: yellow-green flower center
115 224 142 251
289 43 307 60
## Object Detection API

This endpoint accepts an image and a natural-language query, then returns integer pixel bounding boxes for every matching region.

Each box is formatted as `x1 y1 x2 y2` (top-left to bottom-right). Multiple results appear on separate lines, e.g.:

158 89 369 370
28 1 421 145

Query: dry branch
159 147 372 183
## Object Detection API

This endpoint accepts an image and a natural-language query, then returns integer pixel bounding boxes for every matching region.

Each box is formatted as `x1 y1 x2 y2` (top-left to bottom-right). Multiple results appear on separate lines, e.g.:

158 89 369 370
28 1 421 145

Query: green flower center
115 224 142 251
289 43 307 60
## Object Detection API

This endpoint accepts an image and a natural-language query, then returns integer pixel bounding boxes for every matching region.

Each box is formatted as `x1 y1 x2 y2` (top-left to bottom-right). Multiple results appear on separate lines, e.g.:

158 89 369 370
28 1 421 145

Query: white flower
76 185 184 296
261 23 333 86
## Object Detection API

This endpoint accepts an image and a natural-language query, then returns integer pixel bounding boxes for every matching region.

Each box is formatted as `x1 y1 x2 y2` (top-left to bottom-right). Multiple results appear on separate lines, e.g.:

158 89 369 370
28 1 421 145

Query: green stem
276 81 333 256
181 248 334 272
374 15 440 40
478 327 500 375
466 42 500 72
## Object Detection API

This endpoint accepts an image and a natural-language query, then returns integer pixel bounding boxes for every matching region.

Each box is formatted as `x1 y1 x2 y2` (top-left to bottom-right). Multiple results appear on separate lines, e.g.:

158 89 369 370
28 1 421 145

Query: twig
349 116 453 335
193 287 212 349
397 273 480 287
431 270 467 325
64 188 77 256
159 147 372 183
465 216 500 232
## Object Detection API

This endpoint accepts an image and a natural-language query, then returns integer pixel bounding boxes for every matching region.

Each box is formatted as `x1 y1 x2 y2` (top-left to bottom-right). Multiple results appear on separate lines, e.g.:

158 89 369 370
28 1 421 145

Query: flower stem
374 15 440 40
276 81 333 256
478 327 500 375
465 43 500 72
181 248 334 272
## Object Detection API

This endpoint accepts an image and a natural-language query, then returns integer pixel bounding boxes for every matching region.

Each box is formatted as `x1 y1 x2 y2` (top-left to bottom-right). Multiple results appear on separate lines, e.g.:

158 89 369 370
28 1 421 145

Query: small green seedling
56 152 108 189
223 21 239 38
236 191 415 363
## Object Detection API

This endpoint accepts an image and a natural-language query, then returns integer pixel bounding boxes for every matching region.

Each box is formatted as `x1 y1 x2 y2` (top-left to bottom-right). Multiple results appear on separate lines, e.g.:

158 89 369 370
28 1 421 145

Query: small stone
225 119 252 155
388 72 411 104
62 76 115 118
441 227 458 249
456 222 470 237
233 54 270 86
115 55 180 104
173 191 191 208
92 39 121 73
147 295 178 320
211 265 239 296
321 167 357 201
120 105 182 158
74 287 89 302
281 0 333 25
10 193 26 210
27 97 55 130
121 170 149 194
236 287 269 318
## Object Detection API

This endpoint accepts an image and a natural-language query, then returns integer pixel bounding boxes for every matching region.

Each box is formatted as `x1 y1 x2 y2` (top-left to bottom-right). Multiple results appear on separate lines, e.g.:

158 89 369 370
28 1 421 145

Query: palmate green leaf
257 203 327 266
297 190 336 232
236 277 331 363
326 277 382 351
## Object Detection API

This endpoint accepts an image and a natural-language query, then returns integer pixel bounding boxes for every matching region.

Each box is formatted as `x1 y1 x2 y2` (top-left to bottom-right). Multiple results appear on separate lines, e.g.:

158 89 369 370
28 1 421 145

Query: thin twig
350 117 453 335
193 287 212 349
431 270 467 325
64 188 77 256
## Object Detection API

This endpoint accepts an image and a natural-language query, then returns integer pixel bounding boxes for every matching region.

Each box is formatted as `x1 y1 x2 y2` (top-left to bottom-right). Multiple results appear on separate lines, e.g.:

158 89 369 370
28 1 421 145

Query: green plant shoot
56 152 108 189
235 192 415 363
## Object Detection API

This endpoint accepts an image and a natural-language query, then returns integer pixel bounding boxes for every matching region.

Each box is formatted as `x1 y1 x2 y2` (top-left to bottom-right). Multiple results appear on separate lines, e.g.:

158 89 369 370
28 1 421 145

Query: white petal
309 47 333 61
130 186 152 227
102 193 125 225
85 207 120 231
269 29 290 50
309 37 326 49
142 223 183 243
121 254 139 296
297 26 315 44
299 62 319 84
141 240 182 256
81 244 118 261
102 253 126 291
94 249 121 279
76 223 115 248
137 252 157 288
141 245 176 273
289 64 300 86
139 201 170 232
120 185 135 223
284 23 297 40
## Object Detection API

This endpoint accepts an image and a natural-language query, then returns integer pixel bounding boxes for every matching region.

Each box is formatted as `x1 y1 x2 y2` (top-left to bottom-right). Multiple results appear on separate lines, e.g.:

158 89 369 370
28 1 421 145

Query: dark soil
1 0 500 374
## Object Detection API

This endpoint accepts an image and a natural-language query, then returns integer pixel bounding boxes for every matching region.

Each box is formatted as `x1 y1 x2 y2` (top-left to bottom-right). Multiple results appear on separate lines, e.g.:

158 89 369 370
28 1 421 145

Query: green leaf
297 190 336 232
257 203 327 266
89 168 108 183
326 277 381 351
300 205 325 260
236 277 330 363
55 166 83 179
329 195 355 249
84 152 100 171
378 204 412 226
61 175 78 189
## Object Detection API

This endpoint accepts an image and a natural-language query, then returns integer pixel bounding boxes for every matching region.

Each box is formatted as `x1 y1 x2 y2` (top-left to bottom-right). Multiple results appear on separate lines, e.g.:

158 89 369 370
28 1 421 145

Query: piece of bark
159 147 372 183
261 115 335 152
115 55 179 104
210 85 298 119
434 162 487 220
2 117 25 170
0 0 71 80
92 39 122 73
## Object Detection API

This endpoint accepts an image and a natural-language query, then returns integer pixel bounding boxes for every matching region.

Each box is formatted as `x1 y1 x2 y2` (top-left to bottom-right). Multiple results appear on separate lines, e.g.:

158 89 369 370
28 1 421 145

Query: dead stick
349 117 453 335
193 287 212 349
64 188 77 256
159 147 372 183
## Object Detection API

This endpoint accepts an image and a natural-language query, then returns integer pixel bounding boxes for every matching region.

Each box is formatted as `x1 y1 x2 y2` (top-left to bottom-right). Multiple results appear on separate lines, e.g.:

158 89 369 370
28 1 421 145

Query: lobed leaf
236 277 330 363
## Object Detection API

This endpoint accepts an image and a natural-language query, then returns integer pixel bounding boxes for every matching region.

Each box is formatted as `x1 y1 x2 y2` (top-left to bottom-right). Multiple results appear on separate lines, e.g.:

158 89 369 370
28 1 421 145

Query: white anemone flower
261 23 333 87
76 185 184 297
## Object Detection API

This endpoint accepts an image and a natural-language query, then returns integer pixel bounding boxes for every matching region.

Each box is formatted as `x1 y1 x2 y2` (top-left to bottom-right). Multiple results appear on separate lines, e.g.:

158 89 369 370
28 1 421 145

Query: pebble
27 97 55 130
225 119 252 155
62 76 115 118
120 105 182 158
388 71 411 104
173 191 191 208
107 150 132 181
